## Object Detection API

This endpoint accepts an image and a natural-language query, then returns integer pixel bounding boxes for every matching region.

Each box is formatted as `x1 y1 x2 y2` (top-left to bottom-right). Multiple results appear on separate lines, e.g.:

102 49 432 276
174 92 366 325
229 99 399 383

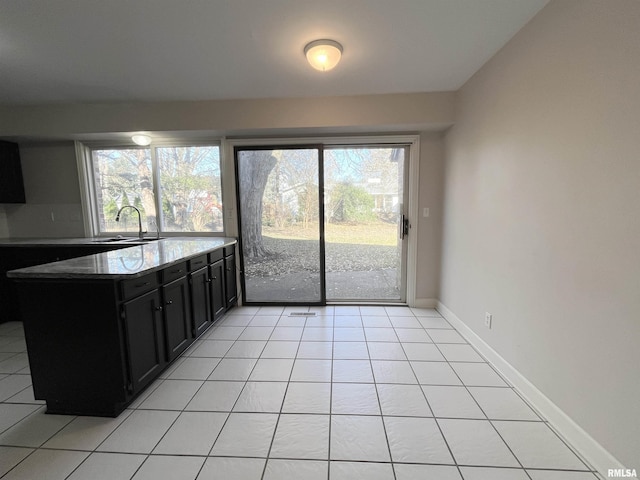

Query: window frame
224 133 420 307
76 139 225 238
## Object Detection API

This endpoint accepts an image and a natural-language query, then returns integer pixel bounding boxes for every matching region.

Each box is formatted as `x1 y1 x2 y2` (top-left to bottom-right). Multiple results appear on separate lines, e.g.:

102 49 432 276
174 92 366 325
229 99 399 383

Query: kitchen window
81 142 223 236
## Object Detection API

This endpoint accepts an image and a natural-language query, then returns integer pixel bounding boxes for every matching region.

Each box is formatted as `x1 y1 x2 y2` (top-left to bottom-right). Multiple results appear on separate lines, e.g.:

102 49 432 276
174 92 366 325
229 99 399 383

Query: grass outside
245 221 400 277
263 221 397 246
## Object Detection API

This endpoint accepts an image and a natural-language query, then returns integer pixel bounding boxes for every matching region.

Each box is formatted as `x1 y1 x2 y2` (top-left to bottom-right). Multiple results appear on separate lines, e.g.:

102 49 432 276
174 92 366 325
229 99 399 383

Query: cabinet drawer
188 255 208 271
162 262 188 283
120 271 159 301
209 249 224 263
223 246 235 257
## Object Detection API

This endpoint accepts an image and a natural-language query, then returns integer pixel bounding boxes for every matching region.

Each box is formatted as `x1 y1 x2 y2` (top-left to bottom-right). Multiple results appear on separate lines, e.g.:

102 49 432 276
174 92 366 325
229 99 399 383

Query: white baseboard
436 301 629 480
412 298 438 308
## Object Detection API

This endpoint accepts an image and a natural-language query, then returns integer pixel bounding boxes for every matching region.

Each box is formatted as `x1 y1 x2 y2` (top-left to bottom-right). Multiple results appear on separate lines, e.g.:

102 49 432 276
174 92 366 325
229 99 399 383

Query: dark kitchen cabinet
0 244 129 324
210 258 226 320
224 249 237 308
189 250 233 337
122 289 166 393
190 266 212 337
162 275 192 361
12 243 236 416
17 280 130 416
189 248 236 337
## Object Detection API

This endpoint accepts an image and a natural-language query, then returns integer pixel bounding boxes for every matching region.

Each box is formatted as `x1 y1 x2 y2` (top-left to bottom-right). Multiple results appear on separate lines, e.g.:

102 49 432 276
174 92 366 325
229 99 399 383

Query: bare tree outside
91 145 222 235
92 148 157 232
157 146 222 232
237 150 278 258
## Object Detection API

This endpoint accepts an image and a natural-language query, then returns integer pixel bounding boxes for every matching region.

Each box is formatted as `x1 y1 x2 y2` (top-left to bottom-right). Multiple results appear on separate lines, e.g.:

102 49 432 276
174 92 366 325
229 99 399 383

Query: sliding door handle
400 215 410 239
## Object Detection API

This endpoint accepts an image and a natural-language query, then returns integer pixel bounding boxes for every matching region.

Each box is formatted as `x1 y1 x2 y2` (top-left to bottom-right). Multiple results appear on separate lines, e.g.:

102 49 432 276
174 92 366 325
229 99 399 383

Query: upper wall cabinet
0 141 26 203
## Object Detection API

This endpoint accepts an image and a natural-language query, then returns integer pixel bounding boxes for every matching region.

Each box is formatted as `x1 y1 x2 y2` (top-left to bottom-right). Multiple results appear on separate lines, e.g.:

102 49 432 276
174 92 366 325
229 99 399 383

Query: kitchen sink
92 237 129 243
92 237 164 243
123 237 164 242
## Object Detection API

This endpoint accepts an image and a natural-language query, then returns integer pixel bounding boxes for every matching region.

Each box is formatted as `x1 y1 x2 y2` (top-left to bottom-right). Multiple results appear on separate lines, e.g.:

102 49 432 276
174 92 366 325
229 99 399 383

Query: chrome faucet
115 205 145 239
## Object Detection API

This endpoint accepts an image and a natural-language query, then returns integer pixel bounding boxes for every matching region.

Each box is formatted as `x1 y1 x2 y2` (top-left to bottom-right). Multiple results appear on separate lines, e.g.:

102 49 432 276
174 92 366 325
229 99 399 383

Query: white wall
4 142 84 238
0 92 454 138
441 0 640 469
415 132 444 303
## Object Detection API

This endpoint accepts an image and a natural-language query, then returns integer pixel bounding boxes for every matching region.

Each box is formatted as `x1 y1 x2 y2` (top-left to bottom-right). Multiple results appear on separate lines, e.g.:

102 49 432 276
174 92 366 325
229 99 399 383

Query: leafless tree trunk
238 151 277 258
136 149 157 228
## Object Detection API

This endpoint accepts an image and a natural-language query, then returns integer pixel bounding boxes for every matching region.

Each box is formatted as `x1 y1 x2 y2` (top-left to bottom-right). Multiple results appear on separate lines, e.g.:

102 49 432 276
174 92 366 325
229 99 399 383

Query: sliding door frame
225 134 420 306
234 144 326 306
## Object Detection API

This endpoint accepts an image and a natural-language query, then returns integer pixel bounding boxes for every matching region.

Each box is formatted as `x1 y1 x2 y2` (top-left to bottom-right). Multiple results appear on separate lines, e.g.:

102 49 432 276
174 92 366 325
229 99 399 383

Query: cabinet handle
136 281 150 288
226 267 231 272
206 278 212 283
212 276 217 280
166 300 173 305
155 306 163 311
170 269 183 274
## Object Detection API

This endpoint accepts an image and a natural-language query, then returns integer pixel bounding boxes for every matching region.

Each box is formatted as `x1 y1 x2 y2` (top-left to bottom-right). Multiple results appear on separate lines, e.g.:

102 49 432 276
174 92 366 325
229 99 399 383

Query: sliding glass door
235 142 408 305
236 147 324 304
324 146 407 301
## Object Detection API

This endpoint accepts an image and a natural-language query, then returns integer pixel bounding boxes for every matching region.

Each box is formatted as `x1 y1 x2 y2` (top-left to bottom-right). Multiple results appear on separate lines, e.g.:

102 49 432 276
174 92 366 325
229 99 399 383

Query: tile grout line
189 309 259 480
431 306 596 476
0 307 605 479
0 404 80 480
438 342 532 479
538 417 599 473
363 309 398 480
326 311 335 480
397 315 464 479
94 310 252 476
203 310 266 460
258 310 308 480
131 315 230 476
432 338 535 479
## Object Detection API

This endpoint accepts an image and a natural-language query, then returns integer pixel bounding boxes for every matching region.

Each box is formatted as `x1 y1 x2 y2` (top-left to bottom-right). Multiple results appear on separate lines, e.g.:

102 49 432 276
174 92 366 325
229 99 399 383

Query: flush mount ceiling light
304 39 343 72
131 134 152 146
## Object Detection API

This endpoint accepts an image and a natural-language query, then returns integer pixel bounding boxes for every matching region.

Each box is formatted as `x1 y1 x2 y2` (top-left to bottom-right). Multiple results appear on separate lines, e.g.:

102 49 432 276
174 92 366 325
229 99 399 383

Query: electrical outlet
485 312 492 329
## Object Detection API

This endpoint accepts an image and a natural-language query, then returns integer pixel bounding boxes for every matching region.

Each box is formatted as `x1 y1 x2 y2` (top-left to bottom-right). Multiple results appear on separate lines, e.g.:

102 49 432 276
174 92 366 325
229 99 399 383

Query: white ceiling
0 0 549 106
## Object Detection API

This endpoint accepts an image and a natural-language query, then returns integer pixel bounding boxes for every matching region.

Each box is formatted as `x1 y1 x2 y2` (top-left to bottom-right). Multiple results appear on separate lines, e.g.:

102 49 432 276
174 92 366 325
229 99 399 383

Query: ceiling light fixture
304 39 343 72
131 134 152 146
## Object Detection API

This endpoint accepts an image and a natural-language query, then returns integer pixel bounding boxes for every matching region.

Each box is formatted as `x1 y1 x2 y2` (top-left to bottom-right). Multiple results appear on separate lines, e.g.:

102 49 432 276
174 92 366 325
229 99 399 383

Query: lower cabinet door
163 276 192 361
224 253 237 307
210 259 226 321
122 289 166 394
190 266 211 337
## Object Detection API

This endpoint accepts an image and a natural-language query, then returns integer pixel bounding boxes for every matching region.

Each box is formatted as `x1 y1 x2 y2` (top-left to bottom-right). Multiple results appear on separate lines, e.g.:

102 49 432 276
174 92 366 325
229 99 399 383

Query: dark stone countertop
0 236 161 247
6 237 236 280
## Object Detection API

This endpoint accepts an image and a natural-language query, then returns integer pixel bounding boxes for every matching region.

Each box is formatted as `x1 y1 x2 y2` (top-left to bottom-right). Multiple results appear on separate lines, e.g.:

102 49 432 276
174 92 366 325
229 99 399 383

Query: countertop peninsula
6 237 237 280
0 237 148 247
9 236 238 416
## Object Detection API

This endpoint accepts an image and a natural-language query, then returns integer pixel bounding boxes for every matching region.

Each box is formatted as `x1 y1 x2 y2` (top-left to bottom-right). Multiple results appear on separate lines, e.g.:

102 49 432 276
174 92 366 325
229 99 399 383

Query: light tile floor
0 306 603 479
